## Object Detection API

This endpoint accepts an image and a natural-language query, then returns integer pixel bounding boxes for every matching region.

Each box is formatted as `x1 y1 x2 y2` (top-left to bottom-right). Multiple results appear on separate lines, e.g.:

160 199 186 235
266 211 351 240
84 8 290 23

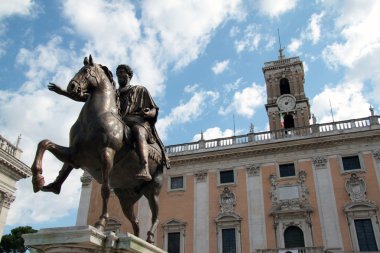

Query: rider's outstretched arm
48 83 88 102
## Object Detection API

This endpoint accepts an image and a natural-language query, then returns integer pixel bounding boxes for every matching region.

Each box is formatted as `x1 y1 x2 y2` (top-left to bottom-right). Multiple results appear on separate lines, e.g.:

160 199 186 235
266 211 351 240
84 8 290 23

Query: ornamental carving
345 173 367 202
373 150 380 163
269 173 278 203
219 187 236 213
246 164 260 177
312 156 327 169
81 174 93 187
194 170 208 182
1 192 15 208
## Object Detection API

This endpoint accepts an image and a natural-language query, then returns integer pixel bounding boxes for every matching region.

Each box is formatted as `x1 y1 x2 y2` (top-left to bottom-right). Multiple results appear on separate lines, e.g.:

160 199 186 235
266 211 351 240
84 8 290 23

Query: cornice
0 149 31 179
169 129 380 166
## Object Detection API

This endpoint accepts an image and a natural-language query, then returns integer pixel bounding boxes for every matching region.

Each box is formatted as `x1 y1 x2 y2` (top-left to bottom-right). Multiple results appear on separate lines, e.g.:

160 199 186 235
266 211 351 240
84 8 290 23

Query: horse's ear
89 55 94 66
83 57 89 66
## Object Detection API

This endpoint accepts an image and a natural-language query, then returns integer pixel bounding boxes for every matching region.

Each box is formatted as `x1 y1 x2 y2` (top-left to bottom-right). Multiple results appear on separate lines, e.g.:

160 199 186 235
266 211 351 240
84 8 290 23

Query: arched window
284 226 305 248
280 78 291 95
284 114 295 129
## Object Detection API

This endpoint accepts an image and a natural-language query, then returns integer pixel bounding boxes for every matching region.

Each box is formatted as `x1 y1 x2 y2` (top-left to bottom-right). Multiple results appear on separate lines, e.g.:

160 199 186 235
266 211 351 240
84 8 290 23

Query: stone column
372 150 380 189
246 164 267 251
194 171 209 253
76 170 93 226
0 191 15 236
312 156 343 252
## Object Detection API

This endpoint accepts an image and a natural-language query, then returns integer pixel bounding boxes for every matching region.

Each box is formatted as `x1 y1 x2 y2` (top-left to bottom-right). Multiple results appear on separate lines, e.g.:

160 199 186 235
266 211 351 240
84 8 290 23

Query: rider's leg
132 125 152 181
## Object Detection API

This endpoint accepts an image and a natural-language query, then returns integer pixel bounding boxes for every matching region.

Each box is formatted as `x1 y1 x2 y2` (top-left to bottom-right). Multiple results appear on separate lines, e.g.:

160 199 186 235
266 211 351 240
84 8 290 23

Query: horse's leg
95 147 115 231
143 170 163 244
41 163 73 194
31 139 73 193
114 188 141 236
145 191 160 244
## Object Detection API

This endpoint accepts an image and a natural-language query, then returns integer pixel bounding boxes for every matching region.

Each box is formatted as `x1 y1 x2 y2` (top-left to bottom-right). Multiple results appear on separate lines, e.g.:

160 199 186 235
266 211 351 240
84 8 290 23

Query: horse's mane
100 65 115 88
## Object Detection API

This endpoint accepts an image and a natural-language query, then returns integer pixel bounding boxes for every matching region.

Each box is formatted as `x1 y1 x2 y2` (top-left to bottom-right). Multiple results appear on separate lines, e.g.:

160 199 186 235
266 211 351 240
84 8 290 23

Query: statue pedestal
23 226 167 253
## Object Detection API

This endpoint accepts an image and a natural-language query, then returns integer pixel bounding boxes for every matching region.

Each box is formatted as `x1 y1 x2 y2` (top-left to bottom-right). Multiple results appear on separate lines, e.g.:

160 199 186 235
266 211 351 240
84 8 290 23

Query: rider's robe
118 85 170 168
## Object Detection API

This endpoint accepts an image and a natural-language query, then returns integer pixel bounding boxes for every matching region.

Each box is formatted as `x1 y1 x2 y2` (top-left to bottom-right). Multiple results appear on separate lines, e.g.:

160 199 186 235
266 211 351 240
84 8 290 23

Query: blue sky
1 0 380 233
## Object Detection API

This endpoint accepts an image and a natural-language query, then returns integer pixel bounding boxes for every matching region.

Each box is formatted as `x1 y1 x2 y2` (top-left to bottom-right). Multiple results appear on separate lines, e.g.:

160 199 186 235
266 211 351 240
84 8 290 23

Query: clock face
277 94 296 111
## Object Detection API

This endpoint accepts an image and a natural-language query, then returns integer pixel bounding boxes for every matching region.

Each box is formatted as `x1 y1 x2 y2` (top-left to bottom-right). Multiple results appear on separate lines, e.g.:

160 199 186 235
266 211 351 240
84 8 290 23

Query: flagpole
329 99 335 122
233 114 236 136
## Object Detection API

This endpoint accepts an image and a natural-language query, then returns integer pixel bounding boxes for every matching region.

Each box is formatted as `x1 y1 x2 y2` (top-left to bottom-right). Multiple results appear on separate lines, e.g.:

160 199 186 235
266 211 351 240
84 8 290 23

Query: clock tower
263 50 310 131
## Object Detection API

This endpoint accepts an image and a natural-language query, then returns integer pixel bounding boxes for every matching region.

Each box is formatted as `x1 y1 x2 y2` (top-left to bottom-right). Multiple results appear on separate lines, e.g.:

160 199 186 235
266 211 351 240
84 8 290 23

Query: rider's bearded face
116 69 130 87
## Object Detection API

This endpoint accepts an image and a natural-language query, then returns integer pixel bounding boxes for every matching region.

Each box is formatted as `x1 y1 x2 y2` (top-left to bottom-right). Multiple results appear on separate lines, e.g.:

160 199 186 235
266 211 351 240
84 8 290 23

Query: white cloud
1 36 85 225
305 12 324 44
212 60 229 75
0 0 36 18
16 36 78 92
192 127 234 141
141 0 244 69
62 0 244 97
234 24 275 53
321 1 380 69
256 0 298 18
311 81 370 123
287 11 324 55
219 82 266 118
288 38 302 54
224 78 242 93
156 88 219 141
1 89 84 225
229 26 240 37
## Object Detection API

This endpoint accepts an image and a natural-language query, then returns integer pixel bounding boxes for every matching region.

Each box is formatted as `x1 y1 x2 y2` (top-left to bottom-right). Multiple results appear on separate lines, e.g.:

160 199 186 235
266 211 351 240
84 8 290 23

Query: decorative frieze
80 174 93 187
194 170 208 182
372 150 380 163
1 192 15 208
312 156 327 169
246 164 260 177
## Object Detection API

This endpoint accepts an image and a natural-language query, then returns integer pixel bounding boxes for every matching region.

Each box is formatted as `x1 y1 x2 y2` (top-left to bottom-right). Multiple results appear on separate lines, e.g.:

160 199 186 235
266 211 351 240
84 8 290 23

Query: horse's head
67 55 113 97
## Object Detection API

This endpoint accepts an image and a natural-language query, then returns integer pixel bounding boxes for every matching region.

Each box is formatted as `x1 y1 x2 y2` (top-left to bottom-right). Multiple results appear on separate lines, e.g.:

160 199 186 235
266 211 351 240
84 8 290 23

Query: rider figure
116 64 166 181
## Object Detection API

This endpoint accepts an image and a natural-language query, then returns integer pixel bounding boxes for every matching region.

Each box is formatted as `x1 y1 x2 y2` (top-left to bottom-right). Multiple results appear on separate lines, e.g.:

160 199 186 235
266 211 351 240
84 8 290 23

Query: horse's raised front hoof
41 182 61 195
146 232 155 244
32 174 45 193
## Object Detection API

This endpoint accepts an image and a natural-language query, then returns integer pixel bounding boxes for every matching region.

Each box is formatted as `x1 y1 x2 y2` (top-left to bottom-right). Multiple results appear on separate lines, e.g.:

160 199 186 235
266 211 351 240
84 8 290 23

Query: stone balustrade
166 116 380 155
0 135 22 159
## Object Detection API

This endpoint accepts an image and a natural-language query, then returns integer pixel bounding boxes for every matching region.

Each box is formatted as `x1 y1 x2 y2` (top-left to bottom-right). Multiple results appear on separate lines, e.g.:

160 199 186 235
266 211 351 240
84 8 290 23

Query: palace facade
0 135 31 237
77 52 380 253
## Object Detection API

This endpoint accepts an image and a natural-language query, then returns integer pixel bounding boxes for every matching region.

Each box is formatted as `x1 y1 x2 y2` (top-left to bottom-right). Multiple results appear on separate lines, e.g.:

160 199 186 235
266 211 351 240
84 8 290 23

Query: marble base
23 225 167 253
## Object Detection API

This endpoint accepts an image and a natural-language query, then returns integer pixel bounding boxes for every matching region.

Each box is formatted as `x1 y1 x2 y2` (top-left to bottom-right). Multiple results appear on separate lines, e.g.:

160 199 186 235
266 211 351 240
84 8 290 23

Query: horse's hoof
41 182 61 195
32 174 45 193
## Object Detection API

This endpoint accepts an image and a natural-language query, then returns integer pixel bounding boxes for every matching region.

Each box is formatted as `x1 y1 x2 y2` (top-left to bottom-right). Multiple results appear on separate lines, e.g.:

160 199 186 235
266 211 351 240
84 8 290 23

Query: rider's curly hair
116 64 133 79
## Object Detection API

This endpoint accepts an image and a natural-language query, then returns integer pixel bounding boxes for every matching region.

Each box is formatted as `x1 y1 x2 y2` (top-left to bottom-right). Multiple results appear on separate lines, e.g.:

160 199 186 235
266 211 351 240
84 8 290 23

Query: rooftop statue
31 55 169 244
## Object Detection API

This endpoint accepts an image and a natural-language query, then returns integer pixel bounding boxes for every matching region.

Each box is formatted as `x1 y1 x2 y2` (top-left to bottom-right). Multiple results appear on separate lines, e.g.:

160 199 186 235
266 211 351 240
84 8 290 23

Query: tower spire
277 28 285 60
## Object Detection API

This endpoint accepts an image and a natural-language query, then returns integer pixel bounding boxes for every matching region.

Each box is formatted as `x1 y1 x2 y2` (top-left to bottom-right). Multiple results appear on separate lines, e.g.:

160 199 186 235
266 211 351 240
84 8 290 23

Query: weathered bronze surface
30 55 168 243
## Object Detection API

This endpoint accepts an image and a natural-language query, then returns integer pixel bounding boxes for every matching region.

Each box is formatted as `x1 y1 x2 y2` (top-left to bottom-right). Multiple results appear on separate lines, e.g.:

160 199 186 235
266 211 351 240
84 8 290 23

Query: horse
30 55 165 243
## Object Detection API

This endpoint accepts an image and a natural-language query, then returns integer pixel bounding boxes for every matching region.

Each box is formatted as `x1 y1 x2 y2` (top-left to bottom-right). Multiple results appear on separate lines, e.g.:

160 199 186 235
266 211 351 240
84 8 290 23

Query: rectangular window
279 163 295 177
354 219 378 251
222 228 236 253
342 155 361 171
220 170 234 184
170 176 184 190
168 232 181 253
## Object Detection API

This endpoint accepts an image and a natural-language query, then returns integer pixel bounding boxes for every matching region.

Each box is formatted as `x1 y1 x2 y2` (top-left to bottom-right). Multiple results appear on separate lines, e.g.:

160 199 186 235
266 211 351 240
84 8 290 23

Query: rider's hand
48 83 64 95
142 108 156 118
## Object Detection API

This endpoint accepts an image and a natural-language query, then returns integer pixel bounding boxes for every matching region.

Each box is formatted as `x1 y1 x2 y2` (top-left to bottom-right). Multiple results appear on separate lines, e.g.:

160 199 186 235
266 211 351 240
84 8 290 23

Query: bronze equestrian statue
30 55 169 244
